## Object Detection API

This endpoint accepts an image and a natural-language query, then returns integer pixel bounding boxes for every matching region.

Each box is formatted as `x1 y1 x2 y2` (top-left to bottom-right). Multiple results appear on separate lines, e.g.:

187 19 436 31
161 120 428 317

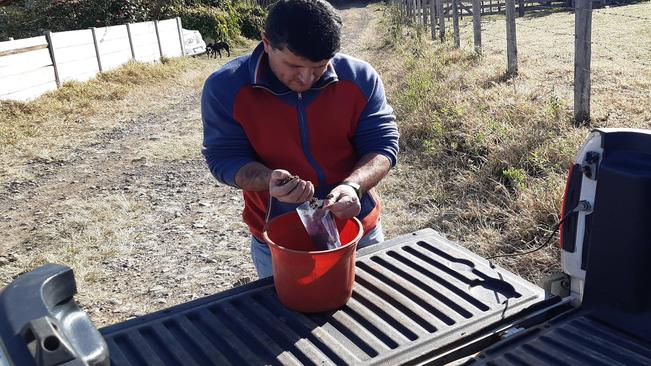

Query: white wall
51 29 100 83
157 19 183 58
0 36 58 101
0 17 189 102
95 25 133 72
129 21 161 63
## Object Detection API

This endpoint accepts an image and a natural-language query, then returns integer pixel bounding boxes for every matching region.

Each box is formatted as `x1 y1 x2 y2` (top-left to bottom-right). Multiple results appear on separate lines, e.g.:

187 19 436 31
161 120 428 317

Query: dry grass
0 48 254 185
0 46 257 325
1 3 648 304
15 194 148 302
372 2 651 283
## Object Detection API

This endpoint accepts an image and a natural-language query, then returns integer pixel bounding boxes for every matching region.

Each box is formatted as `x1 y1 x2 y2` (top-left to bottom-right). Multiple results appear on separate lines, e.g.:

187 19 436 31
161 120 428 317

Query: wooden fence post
126 23 136 59
43 31 61 88
505 0 518 75
154 20 164 59
436 0 445 41
472 0 482 55
574 0 592 124
422 0 428 27
412 0 417 20
176 17 186 56
430 0 437 39
452 0 460 48
90 27 103 72
413 0 417 23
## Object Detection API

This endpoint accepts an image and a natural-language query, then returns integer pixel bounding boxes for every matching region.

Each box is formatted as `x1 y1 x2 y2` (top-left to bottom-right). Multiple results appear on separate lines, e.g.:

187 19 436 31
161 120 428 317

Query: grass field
373 1 650 282
1 2 649 302
0 56 214 184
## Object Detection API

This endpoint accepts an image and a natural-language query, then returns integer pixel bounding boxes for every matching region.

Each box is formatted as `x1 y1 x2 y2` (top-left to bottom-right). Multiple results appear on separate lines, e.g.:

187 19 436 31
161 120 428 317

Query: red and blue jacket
202 43 399 241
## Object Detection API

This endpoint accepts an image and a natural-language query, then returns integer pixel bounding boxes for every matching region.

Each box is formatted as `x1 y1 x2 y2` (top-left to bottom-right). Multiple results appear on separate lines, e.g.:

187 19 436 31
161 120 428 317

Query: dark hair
264 0 342 62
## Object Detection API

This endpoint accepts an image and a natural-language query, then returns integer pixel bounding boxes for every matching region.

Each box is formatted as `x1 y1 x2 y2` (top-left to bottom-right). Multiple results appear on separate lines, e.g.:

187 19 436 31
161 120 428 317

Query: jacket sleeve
353 67 400 167
201 74 256 187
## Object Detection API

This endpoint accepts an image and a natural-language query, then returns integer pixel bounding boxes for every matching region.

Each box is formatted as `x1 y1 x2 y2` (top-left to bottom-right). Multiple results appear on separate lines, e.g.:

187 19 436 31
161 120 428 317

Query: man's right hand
269 169 314 204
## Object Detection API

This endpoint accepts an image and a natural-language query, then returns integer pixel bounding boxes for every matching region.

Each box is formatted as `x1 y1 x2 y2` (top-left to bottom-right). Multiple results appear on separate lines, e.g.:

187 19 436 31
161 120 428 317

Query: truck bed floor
465 308 651 365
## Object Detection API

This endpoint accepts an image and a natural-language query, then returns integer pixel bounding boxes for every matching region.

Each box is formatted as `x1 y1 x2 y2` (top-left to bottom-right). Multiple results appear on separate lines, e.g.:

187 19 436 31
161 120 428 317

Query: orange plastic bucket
262 211 363 313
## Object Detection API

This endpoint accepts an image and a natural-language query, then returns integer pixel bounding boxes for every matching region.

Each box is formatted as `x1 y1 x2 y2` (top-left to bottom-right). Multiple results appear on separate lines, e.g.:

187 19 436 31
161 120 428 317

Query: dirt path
338 1 374 56
0 4 380 327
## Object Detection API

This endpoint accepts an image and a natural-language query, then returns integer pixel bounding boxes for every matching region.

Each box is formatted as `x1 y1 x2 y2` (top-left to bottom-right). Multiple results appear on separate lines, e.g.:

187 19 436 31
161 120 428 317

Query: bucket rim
262 215 363 255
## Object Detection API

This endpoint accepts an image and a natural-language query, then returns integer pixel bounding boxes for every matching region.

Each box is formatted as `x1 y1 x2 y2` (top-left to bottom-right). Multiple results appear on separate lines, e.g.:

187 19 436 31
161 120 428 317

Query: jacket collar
249 42 339 95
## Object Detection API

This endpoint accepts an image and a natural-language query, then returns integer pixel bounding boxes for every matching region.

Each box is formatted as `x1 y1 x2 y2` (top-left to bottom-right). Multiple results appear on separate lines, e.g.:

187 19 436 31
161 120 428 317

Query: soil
0 3 381 328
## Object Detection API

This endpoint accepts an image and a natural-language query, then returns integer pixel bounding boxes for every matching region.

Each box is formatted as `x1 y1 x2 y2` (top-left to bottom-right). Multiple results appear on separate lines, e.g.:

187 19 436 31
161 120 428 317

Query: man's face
262 35 330 93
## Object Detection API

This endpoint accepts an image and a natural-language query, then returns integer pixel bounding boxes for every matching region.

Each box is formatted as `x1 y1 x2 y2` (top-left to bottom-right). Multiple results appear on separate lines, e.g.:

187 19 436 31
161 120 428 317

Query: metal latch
542 272 571 298
581 151 600 180
20 317 76 366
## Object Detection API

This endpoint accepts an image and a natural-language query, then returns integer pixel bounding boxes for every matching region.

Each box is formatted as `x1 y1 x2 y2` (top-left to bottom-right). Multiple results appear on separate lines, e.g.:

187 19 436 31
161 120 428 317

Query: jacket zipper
264 92 329 222
309 79 338 91
251 84 292 96
297 92 327 195
252 78 337 95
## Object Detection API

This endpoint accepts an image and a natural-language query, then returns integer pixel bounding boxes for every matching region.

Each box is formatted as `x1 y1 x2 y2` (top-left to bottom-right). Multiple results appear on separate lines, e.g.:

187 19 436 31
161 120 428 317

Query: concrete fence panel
157 19 183 58
95 25 133 72
51 29 100 83
0 17 187 101
129 21 161 63
0 36 57 101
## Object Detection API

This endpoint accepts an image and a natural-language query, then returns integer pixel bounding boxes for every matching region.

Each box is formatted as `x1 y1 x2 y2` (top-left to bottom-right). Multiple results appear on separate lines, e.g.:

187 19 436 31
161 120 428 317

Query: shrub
173 5 240 43
1 0 266 44
235 3 266 40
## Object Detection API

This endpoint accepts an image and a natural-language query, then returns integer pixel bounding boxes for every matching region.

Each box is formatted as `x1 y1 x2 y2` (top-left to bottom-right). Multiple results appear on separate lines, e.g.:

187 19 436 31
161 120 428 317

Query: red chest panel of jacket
232 80 367 186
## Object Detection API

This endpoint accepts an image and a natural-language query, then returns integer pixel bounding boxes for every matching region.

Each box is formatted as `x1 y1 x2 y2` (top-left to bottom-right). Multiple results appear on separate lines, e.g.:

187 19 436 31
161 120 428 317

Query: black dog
206 42 230 58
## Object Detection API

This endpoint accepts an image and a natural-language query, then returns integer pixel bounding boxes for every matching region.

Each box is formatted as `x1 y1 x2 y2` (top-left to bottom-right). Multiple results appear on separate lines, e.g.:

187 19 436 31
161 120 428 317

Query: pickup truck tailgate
100 228 545 365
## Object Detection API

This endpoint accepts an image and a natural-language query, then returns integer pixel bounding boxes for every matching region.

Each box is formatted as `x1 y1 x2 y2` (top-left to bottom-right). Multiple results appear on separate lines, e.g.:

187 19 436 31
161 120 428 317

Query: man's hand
323 184 361 219
269 169 314 203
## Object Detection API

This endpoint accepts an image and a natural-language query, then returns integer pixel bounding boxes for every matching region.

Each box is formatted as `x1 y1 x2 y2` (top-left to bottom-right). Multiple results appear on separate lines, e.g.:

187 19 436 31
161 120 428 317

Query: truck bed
100 229 545 365
465 308 651 365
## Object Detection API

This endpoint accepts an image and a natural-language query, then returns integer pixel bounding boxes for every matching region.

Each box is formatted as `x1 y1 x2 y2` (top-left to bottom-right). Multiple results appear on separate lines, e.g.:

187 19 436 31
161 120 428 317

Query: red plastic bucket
262 211 363 313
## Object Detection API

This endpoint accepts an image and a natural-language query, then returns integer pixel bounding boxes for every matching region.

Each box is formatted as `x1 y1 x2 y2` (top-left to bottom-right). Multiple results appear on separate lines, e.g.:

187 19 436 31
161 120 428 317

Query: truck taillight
559 164 573 249
560 163 582 251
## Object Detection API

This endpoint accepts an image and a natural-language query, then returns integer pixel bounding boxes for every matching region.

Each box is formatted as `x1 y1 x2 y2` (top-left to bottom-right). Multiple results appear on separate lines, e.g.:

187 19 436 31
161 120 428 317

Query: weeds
502 167 527 190
374 3 635 283
384 5 406 48
546 92 567 122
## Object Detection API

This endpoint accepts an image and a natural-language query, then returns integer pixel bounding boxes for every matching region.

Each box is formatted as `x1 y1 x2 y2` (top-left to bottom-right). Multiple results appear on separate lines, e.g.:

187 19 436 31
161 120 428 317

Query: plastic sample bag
296 198 341 251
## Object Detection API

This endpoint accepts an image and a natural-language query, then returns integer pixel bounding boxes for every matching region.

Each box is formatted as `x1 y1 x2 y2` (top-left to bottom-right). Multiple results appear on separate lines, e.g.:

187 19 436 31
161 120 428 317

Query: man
201 0 399 278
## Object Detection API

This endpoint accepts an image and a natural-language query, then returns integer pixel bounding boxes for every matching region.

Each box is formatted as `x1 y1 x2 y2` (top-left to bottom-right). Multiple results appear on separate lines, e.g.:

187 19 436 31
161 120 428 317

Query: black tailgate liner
100 228 544 365
465 308 651 365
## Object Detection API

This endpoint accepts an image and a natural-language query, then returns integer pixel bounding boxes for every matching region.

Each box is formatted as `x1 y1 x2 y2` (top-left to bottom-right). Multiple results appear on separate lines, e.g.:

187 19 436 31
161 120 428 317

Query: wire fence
392 0 650 124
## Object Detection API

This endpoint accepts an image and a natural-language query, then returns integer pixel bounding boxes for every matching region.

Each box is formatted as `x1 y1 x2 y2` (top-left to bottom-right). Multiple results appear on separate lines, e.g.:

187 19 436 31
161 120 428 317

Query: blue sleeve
201 73 256 187
353 68 400 166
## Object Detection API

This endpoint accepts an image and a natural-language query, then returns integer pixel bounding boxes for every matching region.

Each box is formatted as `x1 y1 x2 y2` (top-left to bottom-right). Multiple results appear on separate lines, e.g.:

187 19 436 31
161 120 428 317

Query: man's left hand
323 184 361 219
